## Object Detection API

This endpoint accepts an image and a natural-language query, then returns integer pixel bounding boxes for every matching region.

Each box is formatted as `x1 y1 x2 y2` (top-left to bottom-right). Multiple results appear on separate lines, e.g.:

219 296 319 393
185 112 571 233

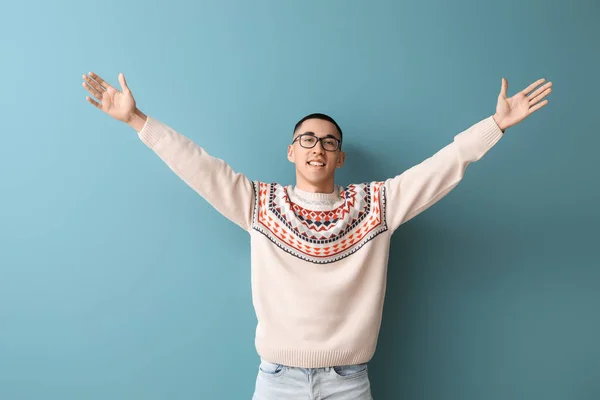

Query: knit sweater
137 114 504 368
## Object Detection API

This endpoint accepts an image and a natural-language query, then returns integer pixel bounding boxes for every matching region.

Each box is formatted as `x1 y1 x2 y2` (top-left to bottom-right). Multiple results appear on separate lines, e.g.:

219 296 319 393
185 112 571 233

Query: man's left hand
493 77 553 132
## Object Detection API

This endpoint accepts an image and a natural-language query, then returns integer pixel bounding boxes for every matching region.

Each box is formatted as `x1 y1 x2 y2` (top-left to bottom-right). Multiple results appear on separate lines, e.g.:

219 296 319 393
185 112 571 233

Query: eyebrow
299 131 341 140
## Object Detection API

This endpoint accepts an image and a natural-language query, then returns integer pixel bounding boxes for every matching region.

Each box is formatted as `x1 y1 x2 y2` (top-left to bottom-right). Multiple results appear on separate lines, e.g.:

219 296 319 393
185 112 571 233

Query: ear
287 144 295 163
336 151 346 168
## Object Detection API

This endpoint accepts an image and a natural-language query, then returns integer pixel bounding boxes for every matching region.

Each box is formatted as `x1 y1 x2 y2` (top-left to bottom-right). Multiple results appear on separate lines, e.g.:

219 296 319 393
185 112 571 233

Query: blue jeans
252 358 373 399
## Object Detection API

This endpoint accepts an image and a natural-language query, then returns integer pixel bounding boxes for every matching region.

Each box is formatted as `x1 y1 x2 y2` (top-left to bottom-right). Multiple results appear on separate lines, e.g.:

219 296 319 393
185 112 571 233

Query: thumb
499 77 508 98
118 72 130 93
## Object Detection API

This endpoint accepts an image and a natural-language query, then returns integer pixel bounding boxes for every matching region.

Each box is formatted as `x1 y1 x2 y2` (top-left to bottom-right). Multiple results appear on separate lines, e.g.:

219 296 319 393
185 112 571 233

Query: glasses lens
322 139 338 151
300 136 317 147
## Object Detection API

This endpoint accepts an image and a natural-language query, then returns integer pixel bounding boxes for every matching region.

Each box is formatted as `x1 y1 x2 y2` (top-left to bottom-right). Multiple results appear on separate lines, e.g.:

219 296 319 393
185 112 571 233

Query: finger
82 81 103 100
529 86 552 105
500 77 508 97
527 81 552 99
86 95 102 109
88 71 113 91
118 72 130 93
83 74 107 94
521 78 546 96
529 99 548 114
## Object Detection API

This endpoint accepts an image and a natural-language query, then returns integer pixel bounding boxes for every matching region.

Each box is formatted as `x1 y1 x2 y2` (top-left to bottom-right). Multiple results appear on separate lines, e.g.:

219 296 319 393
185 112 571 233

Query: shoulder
251 181 289 203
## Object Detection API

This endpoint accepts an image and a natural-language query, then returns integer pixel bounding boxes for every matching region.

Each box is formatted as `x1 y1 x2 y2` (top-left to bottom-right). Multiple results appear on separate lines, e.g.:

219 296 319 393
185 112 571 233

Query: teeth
308 162 325 166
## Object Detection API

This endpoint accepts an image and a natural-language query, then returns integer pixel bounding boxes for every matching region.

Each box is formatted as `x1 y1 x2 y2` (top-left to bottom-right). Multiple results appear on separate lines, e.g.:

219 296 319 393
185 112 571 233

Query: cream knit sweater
137 115 504 368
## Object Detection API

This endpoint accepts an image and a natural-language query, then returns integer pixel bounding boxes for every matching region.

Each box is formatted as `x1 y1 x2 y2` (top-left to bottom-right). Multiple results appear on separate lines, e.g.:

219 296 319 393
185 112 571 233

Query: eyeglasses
291 133 341 152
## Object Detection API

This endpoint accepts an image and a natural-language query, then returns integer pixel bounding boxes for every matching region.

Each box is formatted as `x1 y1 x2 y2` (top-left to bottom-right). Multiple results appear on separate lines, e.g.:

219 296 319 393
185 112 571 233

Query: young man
82 72 552 400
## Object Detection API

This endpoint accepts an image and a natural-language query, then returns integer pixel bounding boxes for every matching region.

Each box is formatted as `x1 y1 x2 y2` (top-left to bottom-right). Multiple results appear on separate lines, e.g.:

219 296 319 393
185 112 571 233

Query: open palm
495 77 552 130
82 72 136 123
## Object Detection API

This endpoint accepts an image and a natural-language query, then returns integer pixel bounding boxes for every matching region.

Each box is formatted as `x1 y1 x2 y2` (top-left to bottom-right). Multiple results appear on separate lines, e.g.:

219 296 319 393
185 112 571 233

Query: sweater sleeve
384 115 504 232
137 116 255 231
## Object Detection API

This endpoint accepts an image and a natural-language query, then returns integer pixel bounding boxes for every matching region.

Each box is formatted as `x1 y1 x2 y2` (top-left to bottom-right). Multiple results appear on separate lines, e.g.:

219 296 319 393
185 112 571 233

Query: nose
312 139 326 153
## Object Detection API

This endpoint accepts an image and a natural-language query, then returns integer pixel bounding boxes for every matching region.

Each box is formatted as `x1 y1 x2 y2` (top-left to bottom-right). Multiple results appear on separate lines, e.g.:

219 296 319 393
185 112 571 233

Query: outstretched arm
82 72 255 231
384 77 552 232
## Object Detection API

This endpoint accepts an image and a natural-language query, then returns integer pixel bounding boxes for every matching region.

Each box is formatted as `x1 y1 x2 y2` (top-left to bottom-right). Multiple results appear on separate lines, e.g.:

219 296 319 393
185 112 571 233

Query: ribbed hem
256 340 377 368
138 116 166 148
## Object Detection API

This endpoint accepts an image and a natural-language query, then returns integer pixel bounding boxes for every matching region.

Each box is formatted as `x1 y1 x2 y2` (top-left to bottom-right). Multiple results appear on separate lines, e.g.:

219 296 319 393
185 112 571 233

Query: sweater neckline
291 185 341 199
285 184 344 210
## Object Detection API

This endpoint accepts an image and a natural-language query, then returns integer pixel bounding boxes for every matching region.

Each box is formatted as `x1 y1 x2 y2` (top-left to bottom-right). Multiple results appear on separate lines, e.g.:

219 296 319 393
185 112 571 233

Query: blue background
1 0 598 398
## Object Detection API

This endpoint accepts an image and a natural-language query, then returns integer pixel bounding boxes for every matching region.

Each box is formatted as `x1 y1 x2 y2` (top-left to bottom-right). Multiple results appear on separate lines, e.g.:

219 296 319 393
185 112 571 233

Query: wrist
493 114 507 133
127 108 148 132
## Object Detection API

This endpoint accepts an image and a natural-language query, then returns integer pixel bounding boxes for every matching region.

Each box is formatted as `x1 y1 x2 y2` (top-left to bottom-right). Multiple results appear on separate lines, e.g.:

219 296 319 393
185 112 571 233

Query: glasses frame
291 133 342 152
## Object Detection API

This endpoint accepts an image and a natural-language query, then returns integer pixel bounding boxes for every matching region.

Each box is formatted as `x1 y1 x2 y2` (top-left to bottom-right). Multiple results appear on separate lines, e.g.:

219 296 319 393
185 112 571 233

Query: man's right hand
82 71 147 132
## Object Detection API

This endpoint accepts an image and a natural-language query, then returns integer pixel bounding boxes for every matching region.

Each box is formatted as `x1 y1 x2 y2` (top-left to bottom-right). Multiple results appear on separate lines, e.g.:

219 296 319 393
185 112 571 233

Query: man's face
287 118 346 188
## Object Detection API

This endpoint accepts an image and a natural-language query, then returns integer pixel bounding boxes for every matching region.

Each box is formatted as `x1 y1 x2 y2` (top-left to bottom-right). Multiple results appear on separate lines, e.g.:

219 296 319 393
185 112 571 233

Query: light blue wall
1 0 598 398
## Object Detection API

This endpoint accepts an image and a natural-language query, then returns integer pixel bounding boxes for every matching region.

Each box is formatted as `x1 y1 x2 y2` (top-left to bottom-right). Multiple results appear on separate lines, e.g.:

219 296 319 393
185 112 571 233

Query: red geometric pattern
251 181 388 264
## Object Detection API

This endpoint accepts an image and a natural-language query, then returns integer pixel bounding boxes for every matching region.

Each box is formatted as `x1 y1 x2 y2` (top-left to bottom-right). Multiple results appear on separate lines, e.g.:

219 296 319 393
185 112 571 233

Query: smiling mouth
307 161 326 168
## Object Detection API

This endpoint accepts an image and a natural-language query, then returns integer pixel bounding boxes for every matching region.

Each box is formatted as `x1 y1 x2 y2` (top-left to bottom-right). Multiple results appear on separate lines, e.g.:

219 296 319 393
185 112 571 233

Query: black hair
293 113 343 144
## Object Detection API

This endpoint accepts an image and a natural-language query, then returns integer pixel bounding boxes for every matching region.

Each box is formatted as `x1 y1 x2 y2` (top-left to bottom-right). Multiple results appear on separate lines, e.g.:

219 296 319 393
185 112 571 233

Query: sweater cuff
138 116 166 148
479 115 504 149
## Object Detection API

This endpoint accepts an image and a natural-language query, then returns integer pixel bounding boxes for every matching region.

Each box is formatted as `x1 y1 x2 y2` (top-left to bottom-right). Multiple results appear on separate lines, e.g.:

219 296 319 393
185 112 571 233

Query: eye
324 139 337 146
302 136 316 144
